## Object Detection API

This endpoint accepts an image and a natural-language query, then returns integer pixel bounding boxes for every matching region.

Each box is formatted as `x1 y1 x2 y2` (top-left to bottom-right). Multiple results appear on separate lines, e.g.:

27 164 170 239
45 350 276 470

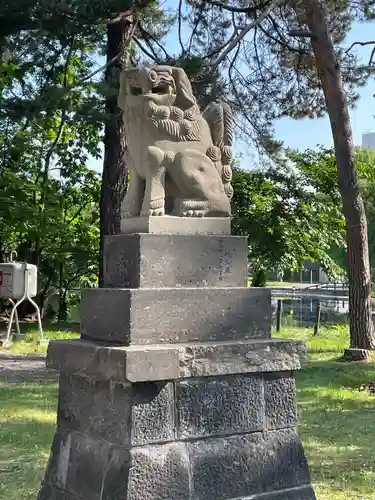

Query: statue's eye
130 86 142 96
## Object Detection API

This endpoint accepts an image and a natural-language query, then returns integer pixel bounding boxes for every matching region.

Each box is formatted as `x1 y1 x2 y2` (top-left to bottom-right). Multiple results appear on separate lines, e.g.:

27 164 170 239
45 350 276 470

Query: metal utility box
0 263 37 299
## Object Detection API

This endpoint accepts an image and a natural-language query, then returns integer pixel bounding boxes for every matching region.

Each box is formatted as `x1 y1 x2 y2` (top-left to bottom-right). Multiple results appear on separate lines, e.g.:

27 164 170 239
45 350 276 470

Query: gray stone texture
265 372 297 430
188 429 311 500
37 484 81 500
176 375 264 439
103 234 248 289
81 287 271 345
131 381 175 445
120 215 231 235
39 429 314 500
46 338 307 382
41 430 131 500
58 373 133 445
129 443 191 500
57 374 175 447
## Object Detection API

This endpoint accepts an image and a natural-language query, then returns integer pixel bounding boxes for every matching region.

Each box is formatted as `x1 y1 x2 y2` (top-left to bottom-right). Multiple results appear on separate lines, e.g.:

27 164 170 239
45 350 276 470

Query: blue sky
89 17 375 172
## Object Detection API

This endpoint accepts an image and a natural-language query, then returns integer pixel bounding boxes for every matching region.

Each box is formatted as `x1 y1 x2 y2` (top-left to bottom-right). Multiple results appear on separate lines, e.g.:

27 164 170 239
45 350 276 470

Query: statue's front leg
140 146 166 217
121 163 144 218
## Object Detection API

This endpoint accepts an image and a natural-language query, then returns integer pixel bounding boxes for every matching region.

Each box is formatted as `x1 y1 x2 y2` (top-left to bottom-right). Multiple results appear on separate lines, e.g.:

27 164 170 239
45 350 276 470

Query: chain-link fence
272 295 349 331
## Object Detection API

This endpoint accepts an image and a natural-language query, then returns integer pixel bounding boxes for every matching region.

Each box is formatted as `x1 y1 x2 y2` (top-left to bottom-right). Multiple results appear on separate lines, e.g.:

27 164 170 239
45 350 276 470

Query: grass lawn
0 321 79 354
1 325 375 499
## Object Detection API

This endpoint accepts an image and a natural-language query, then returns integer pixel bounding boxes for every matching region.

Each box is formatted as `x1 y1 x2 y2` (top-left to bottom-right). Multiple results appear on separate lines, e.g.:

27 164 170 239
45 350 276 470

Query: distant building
362 131 375 151
266 260 329 284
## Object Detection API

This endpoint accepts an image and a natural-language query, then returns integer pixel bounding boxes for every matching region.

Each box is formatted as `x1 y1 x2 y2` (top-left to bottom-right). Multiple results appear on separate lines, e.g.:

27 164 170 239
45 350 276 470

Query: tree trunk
99 15 133 286
304 0 375 354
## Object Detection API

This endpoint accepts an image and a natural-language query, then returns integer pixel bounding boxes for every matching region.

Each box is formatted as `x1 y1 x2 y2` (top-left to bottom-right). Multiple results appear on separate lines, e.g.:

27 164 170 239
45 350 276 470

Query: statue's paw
141 208 165 217
182 210 205 218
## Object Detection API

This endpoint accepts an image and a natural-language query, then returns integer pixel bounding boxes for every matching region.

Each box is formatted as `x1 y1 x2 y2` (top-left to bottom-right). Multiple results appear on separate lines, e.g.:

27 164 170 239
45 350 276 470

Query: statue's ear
170 67 196 110
117 68 140 110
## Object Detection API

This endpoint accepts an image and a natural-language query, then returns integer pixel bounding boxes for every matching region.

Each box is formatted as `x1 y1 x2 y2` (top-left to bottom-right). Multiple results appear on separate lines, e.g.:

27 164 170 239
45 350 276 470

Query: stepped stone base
38 339 315 500
37 229 315 499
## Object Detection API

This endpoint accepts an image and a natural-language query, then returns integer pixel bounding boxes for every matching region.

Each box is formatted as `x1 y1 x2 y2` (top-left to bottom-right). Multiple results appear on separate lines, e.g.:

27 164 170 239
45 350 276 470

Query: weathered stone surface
43 430 131 500
129 443 190 500
119 66 234 220
178 338 307 379
265 372 297 430
39 433 316 500
103 234 247 289
37 484 81 500
58 373 132 445
46 338 307 382
176 374 264 439
188 429 311 500
121 216 231 235
57 375 175 446
81 287 271 344
132 381 175 445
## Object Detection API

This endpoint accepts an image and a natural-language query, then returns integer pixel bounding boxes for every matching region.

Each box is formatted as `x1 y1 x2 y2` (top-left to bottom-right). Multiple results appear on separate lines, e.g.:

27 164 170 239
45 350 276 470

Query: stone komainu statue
118 65 234 218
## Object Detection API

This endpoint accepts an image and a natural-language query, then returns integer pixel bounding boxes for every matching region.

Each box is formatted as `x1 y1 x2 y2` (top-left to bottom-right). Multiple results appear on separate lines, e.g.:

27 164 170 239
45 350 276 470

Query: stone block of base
46 338 307 382
103 234 248 289
80 287 271 345
120 215 231 235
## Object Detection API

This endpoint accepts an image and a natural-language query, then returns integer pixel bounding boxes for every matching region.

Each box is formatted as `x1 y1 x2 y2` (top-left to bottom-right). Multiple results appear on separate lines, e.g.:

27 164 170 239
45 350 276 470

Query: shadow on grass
0 381 58 500
295 360 375 496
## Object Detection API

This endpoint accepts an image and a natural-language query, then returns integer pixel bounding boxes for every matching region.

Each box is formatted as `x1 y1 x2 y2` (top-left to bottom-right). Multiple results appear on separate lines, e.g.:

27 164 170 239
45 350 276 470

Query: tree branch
178 0 185 54
133 37 160 62
70 15 138 88
209 0 282 74
138 24 173 60
345 40 375 53
201 0 267 14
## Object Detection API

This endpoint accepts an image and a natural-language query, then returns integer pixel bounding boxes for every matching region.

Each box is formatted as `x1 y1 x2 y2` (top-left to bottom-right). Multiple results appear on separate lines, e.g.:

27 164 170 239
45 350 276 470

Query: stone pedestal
37 228 316 500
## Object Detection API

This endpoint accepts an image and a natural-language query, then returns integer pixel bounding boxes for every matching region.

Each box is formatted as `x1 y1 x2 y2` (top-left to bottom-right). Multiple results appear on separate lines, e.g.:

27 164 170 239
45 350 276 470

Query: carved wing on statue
203 101 234 199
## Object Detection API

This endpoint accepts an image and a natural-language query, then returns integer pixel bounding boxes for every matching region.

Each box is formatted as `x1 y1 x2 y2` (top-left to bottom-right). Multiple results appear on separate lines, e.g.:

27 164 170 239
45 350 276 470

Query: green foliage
286 147 375 277
0 0 173 317
231 151 346 277
251 269 267 287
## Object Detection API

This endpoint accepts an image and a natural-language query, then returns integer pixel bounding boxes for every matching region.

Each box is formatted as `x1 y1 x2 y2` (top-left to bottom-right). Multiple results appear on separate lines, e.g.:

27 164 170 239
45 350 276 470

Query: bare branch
72 16 138 87
138 24 173 60
370 46 375 65
345 40 375 54
134 37 160 62
209 0 282 74
205 29 238 59
178 0 185 54
200 0 266 14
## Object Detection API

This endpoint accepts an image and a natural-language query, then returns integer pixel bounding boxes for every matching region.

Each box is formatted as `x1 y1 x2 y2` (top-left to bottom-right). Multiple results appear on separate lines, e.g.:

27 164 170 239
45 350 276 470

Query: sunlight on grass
0 322 80 355
273 326 375 499
0 381 58 500
1 325 375 499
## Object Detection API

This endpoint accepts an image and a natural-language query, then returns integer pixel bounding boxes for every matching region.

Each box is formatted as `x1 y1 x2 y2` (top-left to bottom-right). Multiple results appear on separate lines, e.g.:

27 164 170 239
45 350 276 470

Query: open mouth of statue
130 81 174 96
